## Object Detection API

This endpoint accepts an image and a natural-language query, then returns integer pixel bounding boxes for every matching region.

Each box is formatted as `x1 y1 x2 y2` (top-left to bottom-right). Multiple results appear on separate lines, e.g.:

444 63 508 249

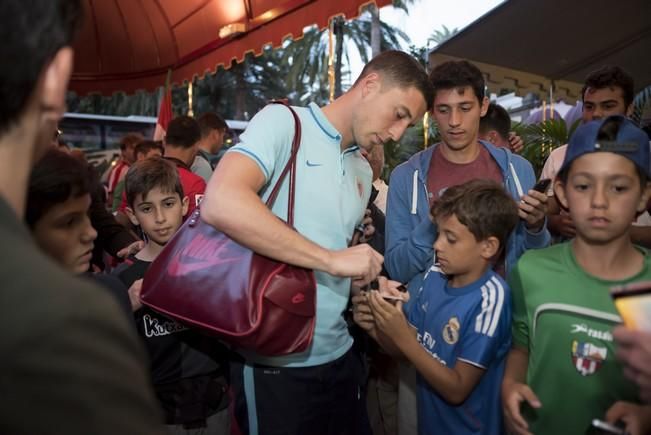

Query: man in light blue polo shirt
201 50 433 435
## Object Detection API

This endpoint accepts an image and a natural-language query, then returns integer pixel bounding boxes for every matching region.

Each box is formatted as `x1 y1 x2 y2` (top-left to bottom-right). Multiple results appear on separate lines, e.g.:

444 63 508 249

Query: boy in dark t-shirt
116 157 229 433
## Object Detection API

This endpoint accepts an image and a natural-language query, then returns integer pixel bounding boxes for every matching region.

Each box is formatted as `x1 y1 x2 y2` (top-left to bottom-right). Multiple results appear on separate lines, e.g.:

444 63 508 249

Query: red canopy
70 0 391 96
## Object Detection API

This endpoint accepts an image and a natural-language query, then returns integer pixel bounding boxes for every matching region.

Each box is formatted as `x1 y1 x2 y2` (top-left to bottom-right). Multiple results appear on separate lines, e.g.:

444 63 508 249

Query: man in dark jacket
0 1 163 433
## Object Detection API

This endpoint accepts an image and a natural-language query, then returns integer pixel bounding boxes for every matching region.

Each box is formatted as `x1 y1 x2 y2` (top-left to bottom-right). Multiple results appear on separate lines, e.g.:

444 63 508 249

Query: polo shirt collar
308 102 342 145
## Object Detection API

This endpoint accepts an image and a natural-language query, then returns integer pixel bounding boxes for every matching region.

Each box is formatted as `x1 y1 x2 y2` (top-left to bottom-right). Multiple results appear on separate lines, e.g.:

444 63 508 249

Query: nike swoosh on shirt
306 160 323 167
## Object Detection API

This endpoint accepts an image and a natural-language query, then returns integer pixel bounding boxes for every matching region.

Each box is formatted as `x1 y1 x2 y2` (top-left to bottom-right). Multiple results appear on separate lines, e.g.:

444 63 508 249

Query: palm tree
369 0 414 57
190 47 295 120
67 90 158 117
281 12 408 103
513 118 581 176
632 85 651 126
428 25 459 46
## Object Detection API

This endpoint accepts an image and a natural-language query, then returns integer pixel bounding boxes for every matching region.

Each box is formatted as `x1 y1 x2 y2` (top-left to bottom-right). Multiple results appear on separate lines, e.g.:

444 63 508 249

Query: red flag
154 70 172 141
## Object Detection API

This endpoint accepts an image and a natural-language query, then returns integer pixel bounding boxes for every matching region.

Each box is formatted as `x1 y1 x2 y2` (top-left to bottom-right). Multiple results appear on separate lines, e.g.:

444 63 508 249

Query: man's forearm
202 185 332 272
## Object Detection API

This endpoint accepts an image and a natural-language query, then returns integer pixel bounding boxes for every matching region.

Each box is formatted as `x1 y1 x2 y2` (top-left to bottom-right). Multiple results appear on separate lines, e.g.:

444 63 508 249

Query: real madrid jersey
509 243 646 435
407 267 511 435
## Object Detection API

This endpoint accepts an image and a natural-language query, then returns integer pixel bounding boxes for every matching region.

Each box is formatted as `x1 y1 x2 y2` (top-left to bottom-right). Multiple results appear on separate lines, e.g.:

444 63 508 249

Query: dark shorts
230 349 367 435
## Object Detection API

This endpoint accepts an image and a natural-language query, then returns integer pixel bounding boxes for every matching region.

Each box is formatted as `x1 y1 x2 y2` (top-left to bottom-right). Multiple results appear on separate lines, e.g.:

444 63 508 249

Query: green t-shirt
509 243 644 435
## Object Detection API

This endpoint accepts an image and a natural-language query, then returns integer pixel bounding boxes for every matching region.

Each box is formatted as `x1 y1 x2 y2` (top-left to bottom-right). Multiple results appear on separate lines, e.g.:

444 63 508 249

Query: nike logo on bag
165 234 246 277
167 257 241 277
291 292 305 304
306 160 323 167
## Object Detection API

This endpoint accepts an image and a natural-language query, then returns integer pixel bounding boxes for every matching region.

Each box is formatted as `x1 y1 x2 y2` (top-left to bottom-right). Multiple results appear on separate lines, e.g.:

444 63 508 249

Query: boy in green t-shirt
502 116 651 435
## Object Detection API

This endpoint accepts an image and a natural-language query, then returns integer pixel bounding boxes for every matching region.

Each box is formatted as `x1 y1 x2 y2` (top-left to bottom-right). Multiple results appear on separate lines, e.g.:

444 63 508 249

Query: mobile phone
610 281 651 331
532 178 552 193
587 419 625 435
381 293 406 303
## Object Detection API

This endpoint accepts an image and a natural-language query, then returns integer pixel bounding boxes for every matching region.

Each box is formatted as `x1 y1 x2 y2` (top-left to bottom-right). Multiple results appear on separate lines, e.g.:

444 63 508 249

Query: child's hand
368 290 410 343
378 276 410 303
128 279 143 311
606 401 651 435
351 209 375 246
508 132 524 154
351 293 375 333
116 240 145 259
502 381 541 435
359 209 375 244
519 190 547 232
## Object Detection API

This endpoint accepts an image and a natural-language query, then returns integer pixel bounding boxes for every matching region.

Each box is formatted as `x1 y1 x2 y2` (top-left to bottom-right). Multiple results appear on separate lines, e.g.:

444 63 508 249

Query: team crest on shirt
442 316 460 344
571 340 607 376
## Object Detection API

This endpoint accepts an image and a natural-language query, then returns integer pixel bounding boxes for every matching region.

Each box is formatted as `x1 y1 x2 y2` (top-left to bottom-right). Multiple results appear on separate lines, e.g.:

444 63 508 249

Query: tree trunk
370 5 381 57
334 17 344 98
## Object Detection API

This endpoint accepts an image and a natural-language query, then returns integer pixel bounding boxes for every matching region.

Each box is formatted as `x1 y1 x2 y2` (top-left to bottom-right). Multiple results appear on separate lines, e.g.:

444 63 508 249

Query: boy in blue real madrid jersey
354 179 518 435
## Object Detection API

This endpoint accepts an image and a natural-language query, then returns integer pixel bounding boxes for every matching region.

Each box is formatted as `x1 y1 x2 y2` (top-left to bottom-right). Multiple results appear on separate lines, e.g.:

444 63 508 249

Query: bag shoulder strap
263 101 302 226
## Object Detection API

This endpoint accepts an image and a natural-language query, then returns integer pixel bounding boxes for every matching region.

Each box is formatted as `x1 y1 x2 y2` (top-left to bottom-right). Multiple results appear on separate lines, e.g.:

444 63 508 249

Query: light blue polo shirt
229 102 372 367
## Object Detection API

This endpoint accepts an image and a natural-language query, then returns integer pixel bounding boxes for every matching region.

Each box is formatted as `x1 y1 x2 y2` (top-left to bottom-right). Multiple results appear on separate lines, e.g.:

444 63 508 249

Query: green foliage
281 12 409 106
383 117 440 181
66 90 158 116
517 118 580 177
428 25 459 46
391 0 415 13
194 48 295 119
632 85 651 126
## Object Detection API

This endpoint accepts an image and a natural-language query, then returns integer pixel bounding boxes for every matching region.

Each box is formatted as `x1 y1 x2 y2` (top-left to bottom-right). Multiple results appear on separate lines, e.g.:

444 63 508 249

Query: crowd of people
1 0 650 434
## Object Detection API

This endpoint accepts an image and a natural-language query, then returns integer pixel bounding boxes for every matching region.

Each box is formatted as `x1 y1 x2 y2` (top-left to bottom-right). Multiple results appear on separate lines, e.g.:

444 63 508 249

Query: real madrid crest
442 316 460 345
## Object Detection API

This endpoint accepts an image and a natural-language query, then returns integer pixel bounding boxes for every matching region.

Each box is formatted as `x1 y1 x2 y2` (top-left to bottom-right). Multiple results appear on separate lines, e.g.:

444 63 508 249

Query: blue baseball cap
560 115 651 178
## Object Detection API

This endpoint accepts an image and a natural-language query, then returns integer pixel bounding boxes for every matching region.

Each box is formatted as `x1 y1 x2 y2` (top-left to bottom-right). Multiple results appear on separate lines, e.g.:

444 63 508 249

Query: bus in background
59 113 248 179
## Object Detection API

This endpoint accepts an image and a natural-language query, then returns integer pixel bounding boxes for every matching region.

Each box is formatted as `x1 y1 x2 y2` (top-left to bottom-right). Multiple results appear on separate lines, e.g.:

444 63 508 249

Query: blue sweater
385 140 550 302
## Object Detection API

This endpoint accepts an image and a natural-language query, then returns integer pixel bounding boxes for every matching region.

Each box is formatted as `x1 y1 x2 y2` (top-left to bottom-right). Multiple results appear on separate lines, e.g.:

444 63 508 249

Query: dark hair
198 112 228 137
429 60 485 102
25 149 91 228
431 179 518 256
120 133 143 151
125 157 183 208
134 140 164 159
479 103 511 140
557 117 648 186
582 66 635 108
165 116 201 149
0 0 83 135
354 50 433 111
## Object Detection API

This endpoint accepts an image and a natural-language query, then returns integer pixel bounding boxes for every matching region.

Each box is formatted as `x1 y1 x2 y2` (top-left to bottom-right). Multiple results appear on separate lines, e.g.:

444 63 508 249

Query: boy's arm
399 331 485 405
384 164 436 283
368 291 485 405
502 346 541 435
